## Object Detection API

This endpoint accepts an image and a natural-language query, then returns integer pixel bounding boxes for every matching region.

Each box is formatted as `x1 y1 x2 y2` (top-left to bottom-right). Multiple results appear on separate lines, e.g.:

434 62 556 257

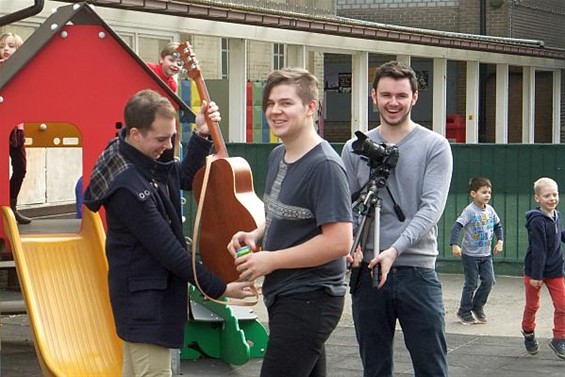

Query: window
221 38 229 79
273 43 285 70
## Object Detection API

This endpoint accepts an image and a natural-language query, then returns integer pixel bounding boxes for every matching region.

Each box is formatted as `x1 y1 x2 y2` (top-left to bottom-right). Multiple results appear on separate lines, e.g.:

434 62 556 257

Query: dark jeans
352 265 448 377
458 254 495 313
260 290 344 377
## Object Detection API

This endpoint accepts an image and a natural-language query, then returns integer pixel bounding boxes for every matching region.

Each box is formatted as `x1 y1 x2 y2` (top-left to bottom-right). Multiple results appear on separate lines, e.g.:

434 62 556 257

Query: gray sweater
341 124 453 269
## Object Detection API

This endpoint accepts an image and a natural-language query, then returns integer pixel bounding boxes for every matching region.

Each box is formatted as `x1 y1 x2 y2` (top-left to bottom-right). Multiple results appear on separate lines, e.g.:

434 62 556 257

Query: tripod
349 174 387 289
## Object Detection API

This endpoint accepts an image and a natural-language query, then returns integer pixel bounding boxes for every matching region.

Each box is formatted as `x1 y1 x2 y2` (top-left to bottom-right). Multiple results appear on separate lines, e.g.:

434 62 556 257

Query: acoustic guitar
176 42 265 283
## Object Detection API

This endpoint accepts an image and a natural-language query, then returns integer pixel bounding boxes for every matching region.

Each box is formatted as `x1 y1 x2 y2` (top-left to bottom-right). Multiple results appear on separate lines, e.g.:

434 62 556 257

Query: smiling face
159 54 181 78
371 76 418 128
535 180 559 215
123 89 177 160
264 83 316 143
130 115 176 160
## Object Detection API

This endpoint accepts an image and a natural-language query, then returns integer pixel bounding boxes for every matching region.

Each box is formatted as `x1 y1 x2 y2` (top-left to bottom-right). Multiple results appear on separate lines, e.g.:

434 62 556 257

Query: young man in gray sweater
342 61 453 377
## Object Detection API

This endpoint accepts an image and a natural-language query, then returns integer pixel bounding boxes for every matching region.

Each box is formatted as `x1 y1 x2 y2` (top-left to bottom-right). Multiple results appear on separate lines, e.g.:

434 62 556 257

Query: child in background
1 32 31 224
521 177 565 359
146 42 181 92
451 177 504 325
0 32 22 64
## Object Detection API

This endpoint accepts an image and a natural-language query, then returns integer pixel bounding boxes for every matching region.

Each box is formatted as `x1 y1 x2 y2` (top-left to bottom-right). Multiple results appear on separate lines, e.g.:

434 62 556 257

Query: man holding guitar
228 68 353 377
84 89 254 376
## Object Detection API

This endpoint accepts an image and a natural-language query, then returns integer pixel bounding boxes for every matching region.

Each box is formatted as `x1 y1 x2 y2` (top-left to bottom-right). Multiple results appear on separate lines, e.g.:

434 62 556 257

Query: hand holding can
236 245 252 258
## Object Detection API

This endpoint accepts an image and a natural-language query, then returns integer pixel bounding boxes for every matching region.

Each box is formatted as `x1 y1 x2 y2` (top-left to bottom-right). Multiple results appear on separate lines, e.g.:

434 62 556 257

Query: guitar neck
193 77 228 159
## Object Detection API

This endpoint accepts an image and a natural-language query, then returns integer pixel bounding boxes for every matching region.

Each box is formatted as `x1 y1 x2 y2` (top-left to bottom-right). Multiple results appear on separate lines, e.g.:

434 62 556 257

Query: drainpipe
0 0 44 27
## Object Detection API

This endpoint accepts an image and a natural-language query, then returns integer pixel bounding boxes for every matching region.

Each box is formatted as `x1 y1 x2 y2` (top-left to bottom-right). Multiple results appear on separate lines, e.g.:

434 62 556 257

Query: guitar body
176 41 265 284
193 156 265 283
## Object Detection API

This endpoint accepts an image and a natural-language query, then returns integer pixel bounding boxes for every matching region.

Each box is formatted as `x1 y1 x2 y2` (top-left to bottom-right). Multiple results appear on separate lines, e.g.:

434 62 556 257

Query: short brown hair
160 42 180 58
123 90 176 133
372 61 418 94
262 67 318 112
468 177 492 193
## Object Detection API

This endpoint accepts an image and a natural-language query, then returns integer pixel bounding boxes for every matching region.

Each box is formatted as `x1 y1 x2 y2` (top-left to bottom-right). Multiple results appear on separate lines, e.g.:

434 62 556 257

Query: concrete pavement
1 273 563 376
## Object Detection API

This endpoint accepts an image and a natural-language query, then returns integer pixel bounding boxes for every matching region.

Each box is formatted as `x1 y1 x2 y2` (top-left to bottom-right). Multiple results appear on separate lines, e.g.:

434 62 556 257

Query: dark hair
468 177 492 193
123 89 176 133
372 61 418 94
262 67 318 112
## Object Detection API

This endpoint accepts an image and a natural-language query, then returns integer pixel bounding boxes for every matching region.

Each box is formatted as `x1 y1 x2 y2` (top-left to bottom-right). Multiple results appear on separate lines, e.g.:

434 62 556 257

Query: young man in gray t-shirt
228 68 352 377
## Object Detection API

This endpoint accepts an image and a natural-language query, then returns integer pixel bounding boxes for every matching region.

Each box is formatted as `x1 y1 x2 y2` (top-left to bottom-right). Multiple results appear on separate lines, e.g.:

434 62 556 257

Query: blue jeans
260 290 344 377
352 265 447 377
459 254 495 314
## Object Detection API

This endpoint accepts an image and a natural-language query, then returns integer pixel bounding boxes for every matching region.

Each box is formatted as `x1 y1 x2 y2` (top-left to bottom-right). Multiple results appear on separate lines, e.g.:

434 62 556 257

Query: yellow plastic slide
1 207 122 376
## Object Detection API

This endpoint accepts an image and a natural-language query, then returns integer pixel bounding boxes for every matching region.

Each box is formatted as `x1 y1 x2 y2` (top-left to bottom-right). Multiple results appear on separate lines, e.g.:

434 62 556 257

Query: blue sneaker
472 307 487 323
457 311 476 325
522 331 539 355
549 338 565 360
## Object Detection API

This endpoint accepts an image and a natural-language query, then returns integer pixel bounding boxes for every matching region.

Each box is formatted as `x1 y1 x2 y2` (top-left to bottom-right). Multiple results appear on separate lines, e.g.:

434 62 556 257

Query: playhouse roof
0 2 195 118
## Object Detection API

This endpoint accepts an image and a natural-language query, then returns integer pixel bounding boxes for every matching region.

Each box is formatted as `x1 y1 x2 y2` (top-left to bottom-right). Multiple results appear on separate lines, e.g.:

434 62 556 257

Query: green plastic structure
181 285 269 366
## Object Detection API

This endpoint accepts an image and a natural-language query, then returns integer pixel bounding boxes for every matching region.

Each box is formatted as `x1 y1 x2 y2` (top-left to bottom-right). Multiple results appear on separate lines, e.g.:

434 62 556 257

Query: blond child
522 177 565 359
1 32 31 224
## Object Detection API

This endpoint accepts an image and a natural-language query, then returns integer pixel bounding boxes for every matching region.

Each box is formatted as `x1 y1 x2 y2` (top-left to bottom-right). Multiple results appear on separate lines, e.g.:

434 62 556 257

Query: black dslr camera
352 131 399 187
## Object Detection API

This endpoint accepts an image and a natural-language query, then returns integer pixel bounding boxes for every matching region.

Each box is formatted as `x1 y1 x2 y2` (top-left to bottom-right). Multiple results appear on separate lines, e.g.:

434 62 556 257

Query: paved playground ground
1 273 563 376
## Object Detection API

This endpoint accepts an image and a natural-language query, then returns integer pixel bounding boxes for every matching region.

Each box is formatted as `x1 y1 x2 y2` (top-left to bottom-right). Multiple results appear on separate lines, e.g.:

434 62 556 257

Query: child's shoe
472 307 487 323
522 331 539 355
457 311 476 325
549 338 565 360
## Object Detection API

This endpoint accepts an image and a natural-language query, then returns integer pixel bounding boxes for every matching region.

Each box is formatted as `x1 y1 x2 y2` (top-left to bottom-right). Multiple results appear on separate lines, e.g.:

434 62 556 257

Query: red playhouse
0 2 194 253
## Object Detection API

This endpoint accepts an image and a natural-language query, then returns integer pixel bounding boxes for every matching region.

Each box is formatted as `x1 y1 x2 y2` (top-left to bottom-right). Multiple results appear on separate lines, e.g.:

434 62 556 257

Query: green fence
184 143 565 276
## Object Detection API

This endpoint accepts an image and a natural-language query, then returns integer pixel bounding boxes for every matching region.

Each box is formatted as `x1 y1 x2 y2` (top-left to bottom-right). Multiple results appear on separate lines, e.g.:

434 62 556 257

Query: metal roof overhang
55 0 564 68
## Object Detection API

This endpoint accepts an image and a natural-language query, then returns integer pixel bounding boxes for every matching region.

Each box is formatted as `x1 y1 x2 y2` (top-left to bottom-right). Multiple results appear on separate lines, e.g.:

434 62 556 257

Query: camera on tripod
352 131 399 187
348 131 404 290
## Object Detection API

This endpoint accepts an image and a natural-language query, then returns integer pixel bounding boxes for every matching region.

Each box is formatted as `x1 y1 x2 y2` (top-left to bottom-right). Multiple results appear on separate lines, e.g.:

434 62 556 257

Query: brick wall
337 2 460 32
337 0 514 36
248 40 273 80
511 5 565 49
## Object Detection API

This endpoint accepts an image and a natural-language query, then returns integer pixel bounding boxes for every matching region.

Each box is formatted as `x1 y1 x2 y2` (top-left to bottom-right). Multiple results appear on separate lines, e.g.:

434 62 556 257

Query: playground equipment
184 286 268 365
0 3 268 373
2 206 123 376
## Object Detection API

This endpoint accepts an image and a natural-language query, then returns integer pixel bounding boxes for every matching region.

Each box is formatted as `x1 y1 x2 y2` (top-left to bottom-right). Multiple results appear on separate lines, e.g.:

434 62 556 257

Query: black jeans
260 290 344 377
9 144 26 200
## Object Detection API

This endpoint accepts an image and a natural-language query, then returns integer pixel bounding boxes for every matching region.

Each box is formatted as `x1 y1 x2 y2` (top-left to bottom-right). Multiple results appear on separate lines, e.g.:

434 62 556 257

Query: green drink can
236 245 252 258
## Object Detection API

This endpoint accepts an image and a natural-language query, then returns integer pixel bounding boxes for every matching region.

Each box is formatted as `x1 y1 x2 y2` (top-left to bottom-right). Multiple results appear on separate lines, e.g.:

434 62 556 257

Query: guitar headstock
175 42 201 81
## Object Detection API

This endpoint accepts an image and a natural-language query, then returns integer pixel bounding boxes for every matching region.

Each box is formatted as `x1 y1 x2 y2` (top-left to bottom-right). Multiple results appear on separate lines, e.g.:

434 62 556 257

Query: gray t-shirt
261 141 352 307
456 202 501 257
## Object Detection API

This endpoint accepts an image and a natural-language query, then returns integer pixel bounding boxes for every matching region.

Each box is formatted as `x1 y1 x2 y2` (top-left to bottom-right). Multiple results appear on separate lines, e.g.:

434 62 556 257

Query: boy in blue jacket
522 177 565 360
